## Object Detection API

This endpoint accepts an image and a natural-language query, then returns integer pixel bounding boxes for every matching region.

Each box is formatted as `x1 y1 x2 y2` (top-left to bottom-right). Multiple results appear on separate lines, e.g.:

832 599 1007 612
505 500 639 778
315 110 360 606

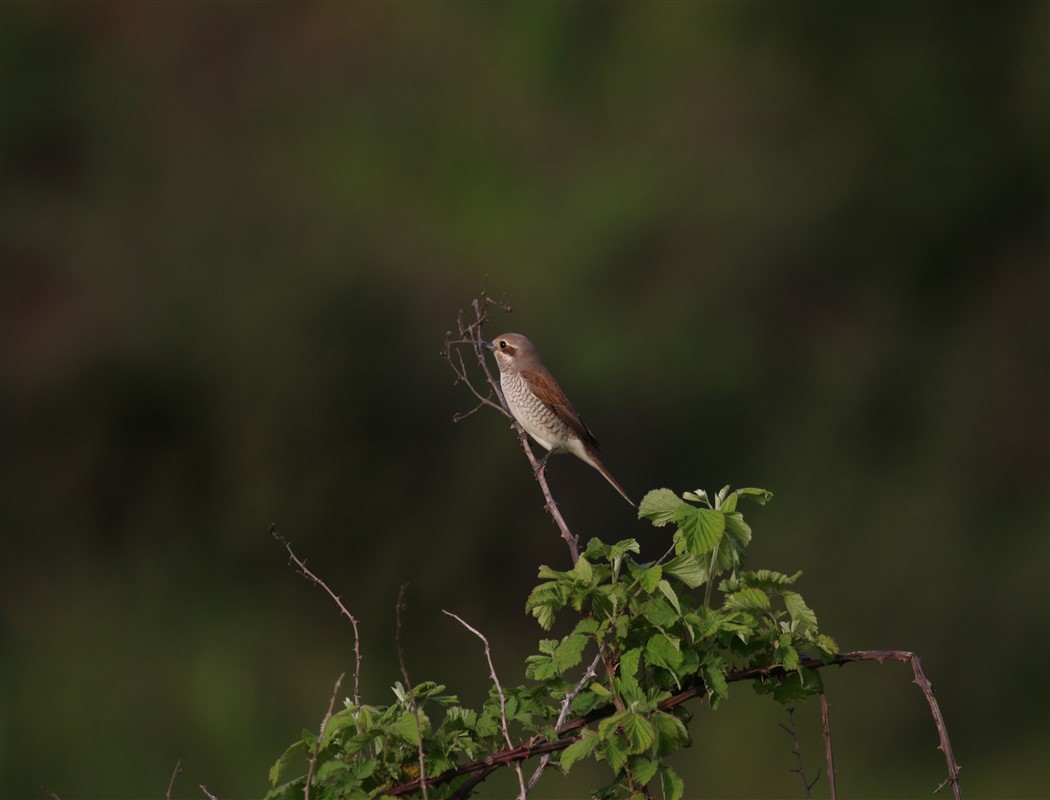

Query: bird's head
485 333 536 372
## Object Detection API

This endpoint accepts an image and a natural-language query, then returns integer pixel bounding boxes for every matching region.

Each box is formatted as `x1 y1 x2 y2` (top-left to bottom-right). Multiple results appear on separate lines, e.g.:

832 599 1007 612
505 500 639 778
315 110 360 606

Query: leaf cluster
267 486 838 800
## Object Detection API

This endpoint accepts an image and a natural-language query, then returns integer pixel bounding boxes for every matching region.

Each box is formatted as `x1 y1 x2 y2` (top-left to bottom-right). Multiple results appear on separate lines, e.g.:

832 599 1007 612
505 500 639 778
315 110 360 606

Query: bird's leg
533 449 553 478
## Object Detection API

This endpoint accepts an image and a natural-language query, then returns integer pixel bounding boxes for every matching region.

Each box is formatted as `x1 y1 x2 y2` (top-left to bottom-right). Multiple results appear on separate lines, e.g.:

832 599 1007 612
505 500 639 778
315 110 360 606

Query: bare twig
199 786 219 800
396 585 429 800
304 673 345 800
165 759 182 800
819 692 837 800
387 650 962 798
779 706 819 798
442 290 580 564
443 611 527 800
271 525 362 707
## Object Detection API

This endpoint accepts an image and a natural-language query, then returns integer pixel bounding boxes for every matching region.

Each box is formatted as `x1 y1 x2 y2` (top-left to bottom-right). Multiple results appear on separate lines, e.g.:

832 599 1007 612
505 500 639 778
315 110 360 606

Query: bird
485 332 634 506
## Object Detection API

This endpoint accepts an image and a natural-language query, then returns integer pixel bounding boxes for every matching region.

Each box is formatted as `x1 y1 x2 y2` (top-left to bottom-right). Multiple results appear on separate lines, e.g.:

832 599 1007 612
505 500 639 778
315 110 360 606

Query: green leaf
631 756 660 786
641 596 679 628
775 635 801 672
645 633 683 675
782 591 818 634
700 653 729 708
737 487 774 505
657 580 681 614
659 764 685 800
617 648 642 696
631 563 663 592
573 555 594 583
268 739 307 788
553 633 589 673
651 711 690 757
620 713 657 753
390 710 429 744
662 553 707 588
724 587 771 612
638 489 685 526
560 730 599 773
602 733 630 772
675 507 725 556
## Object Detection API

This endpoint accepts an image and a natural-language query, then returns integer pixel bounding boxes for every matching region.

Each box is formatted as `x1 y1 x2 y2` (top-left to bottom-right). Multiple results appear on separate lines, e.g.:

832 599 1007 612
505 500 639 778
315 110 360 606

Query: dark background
2 3 1047 799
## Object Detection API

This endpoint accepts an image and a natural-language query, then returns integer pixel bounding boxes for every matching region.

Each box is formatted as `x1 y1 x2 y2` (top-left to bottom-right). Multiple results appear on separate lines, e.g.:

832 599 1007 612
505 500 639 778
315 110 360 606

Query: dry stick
819 692 837 800
443 611 528 800
387 650 962 798
779 706 819 799
271 525 362 707
199 786 219 800
304 673 345 800
396 585 429 800
165 759 182 800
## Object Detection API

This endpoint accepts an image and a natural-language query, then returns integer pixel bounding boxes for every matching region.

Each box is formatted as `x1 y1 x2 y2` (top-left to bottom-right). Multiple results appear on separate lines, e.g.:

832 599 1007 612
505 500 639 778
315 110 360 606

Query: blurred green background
2 3 1047 799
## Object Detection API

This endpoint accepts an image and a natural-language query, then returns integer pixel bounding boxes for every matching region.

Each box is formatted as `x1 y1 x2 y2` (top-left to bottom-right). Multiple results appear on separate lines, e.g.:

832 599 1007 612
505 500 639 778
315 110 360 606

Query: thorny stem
387 650 963 799
271 525 362 706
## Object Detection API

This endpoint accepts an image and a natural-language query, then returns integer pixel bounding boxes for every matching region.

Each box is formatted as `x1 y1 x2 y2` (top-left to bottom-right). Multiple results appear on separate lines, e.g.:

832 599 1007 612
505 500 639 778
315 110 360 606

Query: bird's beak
482 340 495 351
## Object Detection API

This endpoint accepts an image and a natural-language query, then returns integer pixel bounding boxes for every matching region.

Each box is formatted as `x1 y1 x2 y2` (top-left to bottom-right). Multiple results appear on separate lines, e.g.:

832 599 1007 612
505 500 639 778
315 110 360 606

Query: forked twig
443 611 527 800
270 525 362 706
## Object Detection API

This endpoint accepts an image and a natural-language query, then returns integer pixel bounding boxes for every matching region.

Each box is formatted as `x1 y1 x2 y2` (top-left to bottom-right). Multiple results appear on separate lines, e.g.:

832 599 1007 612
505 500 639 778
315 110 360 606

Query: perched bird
485 332 634 506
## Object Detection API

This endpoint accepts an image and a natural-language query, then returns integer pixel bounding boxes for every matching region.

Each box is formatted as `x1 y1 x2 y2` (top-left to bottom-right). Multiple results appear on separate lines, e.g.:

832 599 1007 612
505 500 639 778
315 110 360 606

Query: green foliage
268 485 837 800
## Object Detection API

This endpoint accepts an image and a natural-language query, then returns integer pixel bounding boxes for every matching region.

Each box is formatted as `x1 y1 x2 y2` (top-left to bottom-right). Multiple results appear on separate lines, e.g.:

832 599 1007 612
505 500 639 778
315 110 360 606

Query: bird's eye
499 340 507 349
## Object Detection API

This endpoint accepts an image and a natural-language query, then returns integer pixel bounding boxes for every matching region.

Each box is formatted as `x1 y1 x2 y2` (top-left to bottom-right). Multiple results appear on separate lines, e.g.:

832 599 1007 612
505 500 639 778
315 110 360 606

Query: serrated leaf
724 587 770 612
631 756 660 785
617 648 642 696
675 507 725 556
638 489 685 526
574 555 594 583
651 711 689 758
737 487 773 504
268 739 307 788
782 591 818 634
631 563 662 592
659 764 685 800
700 654 729 708
620 713 657 753
390 710 429 744
662 553 707 588
641 596 679 628
657 580 681 614
645 633 683 675
553 633 588 673
560 730 599 773
603 733 630 771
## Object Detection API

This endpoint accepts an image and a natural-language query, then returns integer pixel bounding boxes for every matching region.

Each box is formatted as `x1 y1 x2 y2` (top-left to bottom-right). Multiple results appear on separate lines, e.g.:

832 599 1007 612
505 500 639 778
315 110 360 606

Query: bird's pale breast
501 372 571 452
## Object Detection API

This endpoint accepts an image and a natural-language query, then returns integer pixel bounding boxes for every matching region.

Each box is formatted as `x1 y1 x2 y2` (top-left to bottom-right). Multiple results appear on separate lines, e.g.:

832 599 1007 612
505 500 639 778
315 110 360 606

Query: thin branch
819 692 837 800
396 585 429 800
387 650 963 798
199 786 219 800
165 759 182 800
443 611 527 800
271 525 362 707
779 706 819 798
304 673 345 800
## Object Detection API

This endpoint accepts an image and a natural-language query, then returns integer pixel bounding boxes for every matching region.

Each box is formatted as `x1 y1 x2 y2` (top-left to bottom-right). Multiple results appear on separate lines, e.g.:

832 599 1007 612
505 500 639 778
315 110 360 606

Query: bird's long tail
581 446 635 507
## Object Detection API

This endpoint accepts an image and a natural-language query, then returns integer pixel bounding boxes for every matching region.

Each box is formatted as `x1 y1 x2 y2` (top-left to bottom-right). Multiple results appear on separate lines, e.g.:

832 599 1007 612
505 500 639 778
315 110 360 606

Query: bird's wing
520 368 601 450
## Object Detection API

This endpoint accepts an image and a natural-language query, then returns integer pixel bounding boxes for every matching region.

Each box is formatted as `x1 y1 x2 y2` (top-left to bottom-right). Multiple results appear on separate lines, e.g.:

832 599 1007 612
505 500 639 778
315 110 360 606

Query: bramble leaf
639 489 685 526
